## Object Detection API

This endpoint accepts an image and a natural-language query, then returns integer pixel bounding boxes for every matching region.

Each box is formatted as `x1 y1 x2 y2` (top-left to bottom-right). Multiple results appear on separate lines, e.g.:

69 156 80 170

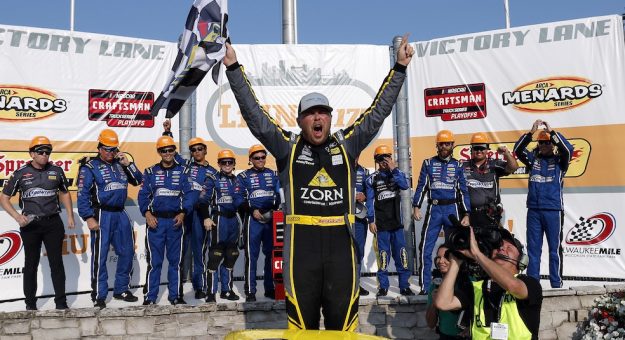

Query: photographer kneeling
434 227 542 340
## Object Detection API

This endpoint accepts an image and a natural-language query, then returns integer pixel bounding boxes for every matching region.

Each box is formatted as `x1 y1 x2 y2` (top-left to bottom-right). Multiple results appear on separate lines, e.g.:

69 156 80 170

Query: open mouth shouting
313 123 324 138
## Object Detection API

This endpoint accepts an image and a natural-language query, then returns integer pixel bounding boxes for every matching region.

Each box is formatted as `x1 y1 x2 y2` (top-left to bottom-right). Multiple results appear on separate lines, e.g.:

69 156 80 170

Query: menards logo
0 85 67 121
502 77 602 112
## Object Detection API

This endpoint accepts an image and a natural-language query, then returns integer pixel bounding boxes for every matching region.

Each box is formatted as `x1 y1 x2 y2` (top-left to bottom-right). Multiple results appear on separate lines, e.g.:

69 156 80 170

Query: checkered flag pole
151 0 229 118
567 216 599 243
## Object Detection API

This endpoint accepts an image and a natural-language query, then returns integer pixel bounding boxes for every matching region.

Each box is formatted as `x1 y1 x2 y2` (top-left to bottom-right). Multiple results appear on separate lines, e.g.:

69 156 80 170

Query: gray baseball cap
297 92 333 116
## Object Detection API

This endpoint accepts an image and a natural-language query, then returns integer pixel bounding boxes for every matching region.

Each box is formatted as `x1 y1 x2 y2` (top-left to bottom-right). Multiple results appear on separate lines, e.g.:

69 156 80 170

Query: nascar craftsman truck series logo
0 85 67 121
424 83 486 121
88 89 155 128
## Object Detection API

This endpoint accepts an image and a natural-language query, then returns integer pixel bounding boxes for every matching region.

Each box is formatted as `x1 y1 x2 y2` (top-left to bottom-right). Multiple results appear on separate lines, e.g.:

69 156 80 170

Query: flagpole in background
282 0 297 44
70 0 75 31
504 0 511 29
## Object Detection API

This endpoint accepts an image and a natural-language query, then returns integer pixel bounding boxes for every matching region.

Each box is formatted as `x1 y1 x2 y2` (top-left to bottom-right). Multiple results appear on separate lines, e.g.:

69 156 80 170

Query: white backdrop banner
406 15 625 280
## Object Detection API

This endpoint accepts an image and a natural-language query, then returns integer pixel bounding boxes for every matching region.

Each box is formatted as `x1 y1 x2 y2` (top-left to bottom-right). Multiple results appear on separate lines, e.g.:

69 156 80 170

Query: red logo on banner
424 83 486 121
0 231 23 266
88 89 155 128
565 212 615 246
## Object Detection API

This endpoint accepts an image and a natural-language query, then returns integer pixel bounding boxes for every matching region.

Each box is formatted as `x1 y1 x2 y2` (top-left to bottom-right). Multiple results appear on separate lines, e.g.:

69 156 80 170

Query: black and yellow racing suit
226 61 406 330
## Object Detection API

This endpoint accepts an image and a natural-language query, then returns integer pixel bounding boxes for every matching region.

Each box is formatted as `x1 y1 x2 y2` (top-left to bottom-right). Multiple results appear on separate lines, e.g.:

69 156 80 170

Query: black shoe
194 290 206 299
94 299 106 309
418 289 428 296
246 294 256 302
113 291 139 302
376 288 388 297
359 286 370 296
55 302 69 310
264 289 275 299
205 293 216 303
220 290 240 301
25 303 37 311
169 297 187 305
400 288 415 296
142 300 156 306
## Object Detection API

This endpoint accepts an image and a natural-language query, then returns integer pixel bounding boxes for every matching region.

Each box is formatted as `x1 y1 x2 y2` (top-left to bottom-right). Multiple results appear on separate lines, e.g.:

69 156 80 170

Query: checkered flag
566 216 599 243
151 0 229 118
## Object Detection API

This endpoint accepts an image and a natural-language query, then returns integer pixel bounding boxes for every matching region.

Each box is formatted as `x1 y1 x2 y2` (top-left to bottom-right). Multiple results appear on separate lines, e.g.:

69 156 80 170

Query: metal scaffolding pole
282 0 298 44
391 36 416 274
178 92 195 162
70 0 75 31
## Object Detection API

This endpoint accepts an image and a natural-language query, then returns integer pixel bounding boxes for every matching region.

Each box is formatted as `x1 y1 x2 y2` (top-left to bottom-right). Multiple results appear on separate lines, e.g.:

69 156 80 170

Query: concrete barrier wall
1 284 623 340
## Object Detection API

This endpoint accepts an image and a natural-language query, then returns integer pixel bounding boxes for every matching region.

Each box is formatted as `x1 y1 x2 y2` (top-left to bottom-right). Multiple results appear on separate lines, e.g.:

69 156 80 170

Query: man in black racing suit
222 38 414 330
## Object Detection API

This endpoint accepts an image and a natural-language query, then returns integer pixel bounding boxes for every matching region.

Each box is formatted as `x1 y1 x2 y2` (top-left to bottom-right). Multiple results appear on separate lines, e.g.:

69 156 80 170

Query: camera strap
487 280 509 339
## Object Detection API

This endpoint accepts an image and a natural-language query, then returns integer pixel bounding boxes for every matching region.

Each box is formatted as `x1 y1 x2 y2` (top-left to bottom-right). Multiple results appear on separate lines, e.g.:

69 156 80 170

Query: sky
0 1 623 44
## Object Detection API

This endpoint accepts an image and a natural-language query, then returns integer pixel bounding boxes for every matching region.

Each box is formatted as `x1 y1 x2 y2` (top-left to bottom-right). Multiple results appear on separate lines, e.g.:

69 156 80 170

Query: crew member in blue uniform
238 144 281 302
413 130 470 295
138 136 193 305
201 149 245 302
162 118 219 300
77 129 143 308
366 145 414 297
514 119 573 288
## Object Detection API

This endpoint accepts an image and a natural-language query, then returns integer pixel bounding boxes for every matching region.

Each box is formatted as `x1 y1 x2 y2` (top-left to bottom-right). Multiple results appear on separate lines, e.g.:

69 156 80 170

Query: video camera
445 215 504 260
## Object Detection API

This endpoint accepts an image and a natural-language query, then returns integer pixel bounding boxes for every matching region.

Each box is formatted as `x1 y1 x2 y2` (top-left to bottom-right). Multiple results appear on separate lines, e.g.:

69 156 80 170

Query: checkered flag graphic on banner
151 0 229 118
566 216 599 243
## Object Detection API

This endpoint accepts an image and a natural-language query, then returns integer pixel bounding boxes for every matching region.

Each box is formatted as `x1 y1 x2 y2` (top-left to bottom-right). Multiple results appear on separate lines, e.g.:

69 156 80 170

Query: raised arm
224 43 291 161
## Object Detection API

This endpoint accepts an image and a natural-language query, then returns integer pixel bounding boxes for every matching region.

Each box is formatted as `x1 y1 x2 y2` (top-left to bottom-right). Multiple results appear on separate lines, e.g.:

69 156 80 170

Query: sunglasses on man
219 160 234 165
471 146 488 152
159 148 176 154
35 150 52 156
252 155 266 161
190 146 205 153
538 140 552 145
100 146 119 153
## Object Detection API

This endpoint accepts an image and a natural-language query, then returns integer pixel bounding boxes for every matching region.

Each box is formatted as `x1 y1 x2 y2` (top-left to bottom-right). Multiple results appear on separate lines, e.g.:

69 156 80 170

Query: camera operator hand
457 226 481 261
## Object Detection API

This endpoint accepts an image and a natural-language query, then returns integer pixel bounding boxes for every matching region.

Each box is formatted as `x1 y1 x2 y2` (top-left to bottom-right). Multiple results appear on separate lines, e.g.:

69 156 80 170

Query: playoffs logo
566 213 615 246
0 231 22 267
424 83 486 121
88 89 155 128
